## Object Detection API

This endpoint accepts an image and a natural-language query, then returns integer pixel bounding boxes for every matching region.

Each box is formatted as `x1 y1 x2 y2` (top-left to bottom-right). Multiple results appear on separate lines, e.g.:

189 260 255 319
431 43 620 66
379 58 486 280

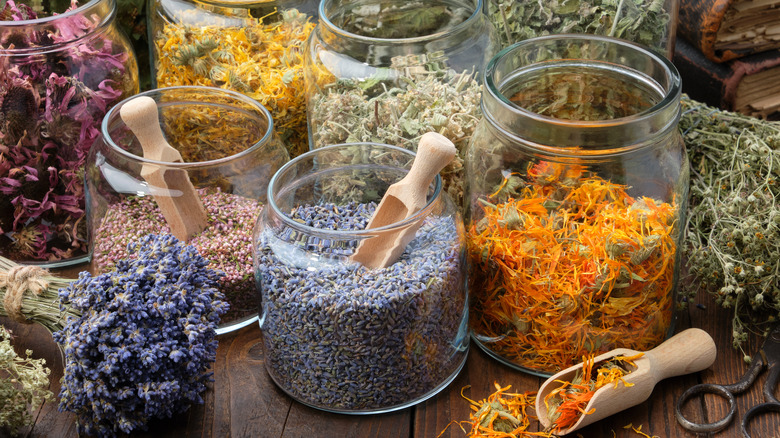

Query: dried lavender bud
53 234 228 437
0 326 53 435
255 202 468 411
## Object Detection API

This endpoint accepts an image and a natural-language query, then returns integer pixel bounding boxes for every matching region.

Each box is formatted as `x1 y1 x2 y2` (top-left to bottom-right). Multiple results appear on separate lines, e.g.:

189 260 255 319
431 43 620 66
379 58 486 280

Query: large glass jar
253 143 469 413
466 35 688 376
0 0 138 267
148 0 317 158
87 86 289 334
305 0 498 206
484 0 679 58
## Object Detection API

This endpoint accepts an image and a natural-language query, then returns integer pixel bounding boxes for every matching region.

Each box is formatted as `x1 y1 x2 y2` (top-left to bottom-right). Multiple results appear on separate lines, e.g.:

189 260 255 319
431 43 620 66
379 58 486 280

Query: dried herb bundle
309 53 481 205
0 326 53 435
681 97 780 351
486 0 671 53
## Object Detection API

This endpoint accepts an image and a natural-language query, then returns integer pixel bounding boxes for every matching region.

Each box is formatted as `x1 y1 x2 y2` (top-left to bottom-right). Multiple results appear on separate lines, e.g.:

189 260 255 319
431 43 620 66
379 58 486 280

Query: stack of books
674 0 780 119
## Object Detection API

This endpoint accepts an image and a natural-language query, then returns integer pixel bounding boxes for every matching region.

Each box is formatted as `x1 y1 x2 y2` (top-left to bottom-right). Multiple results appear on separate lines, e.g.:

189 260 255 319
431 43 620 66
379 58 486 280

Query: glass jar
253 143 469 413
148 0 317 158
0 0 139 267
484 0 679 58
465 35 688 376
87 86 289 334
305 0 498 206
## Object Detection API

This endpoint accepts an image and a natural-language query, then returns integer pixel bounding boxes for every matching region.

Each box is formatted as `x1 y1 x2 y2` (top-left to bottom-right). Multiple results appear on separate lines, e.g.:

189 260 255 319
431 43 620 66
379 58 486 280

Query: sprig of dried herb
486 0 671 53
681 97 780 353
0 326 53 435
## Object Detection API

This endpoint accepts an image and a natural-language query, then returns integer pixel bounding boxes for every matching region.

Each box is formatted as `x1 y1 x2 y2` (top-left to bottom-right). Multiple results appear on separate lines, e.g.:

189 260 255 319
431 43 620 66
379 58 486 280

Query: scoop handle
647 328 717 381
120 96 183 162
403 132 457 192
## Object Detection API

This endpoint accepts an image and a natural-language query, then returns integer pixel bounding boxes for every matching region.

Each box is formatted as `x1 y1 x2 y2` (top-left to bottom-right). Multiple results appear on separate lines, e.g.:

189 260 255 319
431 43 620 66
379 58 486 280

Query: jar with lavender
253 143 469 413
304 0 498 206
87 86 289 334
0 0 138 267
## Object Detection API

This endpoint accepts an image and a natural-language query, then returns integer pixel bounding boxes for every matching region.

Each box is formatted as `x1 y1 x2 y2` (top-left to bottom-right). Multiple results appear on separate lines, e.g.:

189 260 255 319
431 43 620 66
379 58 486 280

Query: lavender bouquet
0 0 137 263
0 234 228 437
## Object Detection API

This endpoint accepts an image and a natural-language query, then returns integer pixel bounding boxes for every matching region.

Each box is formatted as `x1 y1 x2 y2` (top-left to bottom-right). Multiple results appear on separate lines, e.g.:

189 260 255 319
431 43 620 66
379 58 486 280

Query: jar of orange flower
465 35 689 376
148 0 317 158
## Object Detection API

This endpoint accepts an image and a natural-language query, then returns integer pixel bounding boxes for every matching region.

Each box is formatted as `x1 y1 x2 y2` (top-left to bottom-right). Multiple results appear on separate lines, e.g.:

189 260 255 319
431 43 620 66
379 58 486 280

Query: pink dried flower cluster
0 0 134 262
92 188 261 325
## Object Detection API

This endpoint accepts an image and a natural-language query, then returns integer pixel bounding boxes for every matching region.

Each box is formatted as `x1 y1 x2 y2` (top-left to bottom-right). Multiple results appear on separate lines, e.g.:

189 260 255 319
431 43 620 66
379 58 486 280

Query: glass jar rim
483 34 682 153
0 0 116 52
100 86 276 169
267 142 444 238
318 0 484 45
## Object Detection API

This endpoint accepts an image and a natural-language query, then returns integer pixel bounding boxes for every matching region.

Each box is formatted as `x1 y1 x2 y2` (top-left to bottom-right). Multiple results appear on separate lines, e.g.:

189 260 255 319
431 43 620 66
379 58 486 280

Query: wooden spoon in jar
351 132 456 269
536 328 717 435
120 96 208 242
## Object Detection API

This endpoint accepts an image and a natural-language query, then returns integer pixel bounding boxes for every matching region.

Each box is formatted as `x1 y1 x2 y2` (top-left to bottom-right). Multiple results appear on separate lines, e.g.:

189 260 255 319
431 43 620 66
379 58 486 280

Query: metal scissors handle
675 324 780 437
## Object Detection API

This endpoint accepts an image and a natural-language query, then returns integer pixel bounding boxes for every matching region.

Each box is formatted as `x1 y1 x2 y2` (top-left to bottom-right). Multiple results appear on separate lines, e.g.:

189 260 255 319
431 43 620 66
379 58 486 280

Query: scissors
675 323 780 437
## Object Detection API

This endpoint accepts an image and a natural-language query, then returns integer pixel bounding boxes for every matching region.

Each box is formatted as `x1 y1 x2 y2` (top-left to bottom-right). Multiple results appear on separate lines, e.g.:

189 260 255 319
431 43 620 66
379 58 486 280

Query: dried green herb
681 96 780 353
309 52 481 205
0 326 53 435
332 1 471 39
486 0 671 53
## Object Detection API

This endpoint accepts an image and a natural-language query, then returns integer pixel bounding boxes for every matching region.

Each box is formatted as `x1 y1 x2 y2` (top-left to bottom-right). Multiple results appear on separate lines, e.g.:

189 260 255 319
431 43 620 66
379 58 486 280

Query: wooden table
4 264 778 438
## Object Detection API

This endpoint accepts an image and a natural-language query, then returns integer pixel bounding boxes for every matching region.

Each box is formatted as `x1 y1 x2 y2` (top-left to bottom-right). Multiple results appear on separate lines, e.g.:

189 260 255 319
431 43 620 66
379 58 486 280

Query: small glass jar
253 143 469 413
466 35 688 376
148 0 317 158
305 0 498 206
484 0 679 58
0 0 139 267
87 86 289 334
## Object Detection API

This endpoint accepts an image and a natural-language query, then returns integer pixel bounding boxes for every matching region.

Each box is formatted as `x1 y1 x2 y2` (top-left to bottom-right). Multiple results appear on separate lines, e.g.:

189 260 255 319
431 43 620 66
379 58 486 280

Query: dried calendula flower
0 326 53 435
152 8 314 157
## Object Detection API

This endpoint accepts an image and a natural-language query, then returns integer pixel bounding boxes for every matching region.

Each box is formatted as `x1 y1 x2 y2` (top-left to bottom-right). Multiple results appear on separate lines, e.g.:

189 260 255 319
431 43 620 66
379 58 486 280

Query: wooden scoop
120 96 208 242
351 132 456 269
536 328 717 435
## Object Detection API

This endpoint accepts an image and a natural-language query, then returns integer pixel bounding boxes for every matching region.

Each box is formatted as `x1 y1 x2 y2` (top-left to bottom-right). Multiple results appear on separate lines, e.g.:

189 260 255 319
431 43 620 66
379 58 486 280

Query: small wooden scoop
536 328 717 435
120 96 208 242
351 132 456 269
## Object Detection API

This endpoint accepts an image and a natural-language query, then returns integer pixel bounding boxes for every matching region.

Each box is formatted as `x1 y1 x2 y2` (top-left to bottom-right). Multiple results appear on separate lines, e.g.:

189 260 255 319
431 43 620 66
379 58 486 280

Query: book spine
677 0 743 62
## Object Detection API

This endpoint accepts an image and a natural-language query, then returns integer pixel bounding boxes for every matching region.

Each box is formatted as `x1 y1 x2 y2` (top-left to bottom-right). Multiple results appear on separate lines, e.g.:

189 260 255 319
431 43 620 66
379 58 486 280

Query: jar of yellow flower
148 0 317 158
466 35 689 376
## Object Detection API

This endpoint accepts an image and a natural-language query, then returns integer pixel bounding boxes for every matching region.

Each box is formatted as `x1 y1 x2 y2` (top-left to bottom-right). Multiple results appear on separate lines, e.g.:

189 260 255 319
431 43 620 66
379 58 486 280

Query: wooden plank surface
2 265 778 438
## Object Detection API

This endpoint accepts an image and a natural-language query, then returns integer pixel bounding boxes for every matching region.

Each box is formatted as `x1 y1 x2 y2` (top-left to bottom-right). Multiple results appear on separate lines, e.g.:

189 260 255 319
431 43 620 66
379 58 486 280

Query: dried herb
0 326 53 435
0 0 136 263
469 166 677 372
681 97 780 353
255 202 467 411
332 1 472 39
309 53 481 205
439 383 548 438
153 8 314 157
486 0 672 53
543 353 643 433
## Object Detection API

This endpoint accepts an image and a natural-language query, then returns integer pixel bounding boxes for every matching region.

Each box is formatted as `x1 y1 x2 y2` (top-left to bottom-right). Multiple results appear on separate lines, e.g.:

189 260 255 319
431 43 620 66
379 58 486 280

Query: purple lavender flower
0 0 136 263
52 234 228 437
